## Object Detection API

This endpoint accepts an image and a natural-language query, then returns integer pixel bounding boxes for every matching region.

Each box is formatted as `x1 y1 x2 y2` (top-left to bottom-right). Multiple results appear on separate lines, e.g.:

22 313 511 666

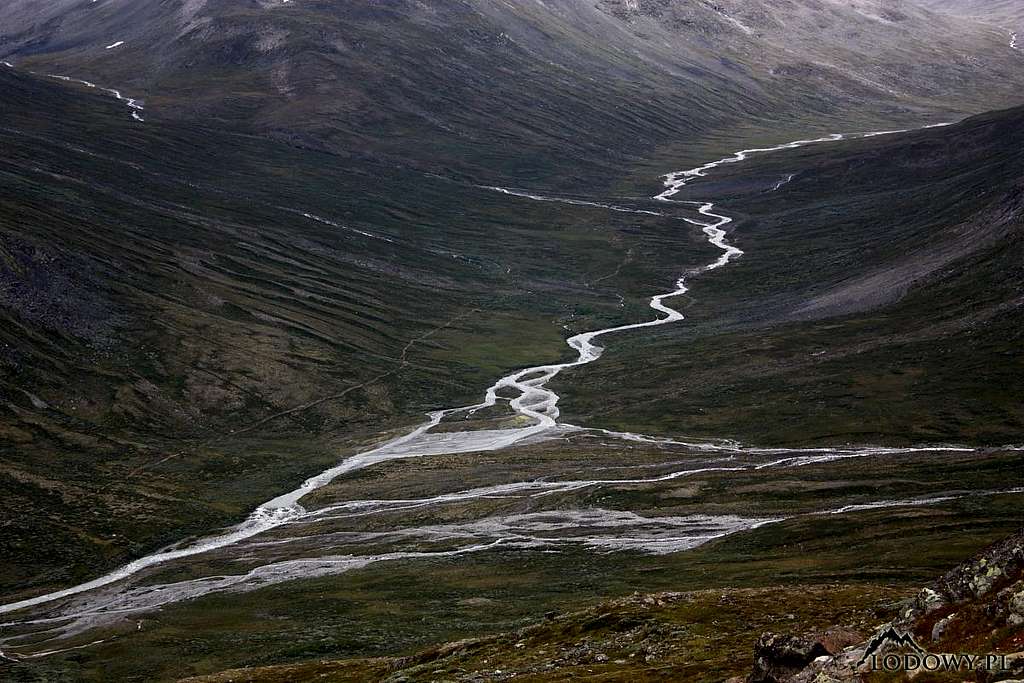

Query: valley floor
1 62 1023 682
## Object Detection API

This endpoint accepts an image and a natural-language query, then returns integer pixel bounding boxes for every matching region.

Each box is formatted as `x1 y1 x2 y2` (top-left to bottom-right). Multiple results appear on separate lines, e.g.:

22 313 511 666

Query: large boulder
936 532 1024 603
892 530 1024 630
748 628 861 683
1009 587 1024 626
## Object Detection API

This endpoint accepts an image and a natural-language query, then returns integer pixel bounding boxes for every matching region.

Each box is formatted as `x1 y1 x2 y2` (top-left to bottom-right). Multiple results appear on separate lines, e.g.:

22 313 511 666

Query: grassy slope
176 585 909 683
1 64 1022 683
557 106 1024 445
0 2 1021 600
0 4 1022 680
177 527 1024 683
0 67 700 599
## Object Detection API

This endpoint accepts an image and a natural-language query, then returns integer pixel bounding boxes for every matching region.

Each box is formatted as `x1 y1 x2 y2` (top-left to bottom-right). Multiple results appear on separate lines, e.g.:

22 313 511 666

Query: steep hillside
1 0 1022 183
560 104 1024 445
1 92 1022 681
1 3 1023 681
0 64 692 599
4 1 1020 605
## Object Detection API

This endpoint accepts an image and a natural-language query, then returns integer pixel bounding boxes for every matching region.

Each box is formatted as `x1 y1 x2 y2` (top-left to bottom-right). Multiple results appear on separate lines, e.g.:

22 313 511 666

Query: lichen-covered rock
896 530 1024 627
786 646 866 683
988 580 1024 628
1009 588 1024 626
1005 651 1024 675
743 531 1024 683
931 613 956 642
905 587 947 621
936 531 1024 603
971 559 1006 597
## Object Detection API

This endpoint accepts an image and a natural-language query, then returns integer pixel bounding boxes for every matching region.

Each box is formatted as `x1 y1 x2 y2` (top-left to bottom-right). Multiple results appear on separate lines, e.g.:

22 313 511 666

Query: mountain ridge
3 0 1023 184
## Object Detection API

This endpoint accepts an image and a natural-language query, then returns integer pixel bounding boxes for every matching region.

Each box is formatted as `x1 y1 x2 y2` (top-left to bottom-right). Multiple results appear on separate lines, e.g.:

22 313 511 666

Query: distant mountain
916 0 1024 24
1 0 1022 184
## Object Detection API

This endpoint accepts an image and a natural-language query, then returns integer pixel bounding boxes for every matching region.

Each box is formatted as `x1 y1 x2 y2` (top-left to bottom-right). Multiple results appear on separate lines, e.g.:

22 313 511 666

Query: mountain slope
0 64 693 599
4 0 1021 601
2 0 1023 184
1 79 1022 683
0 3 1023 680
559 105 1024 445
916 1 1024 25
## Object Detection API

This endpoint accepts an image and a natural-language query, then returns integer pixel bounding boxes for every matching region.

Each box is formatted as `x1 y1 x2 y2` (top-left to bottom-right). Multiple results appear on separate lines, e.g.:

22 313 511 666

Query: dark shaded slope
0 67 705 599
558 107 1024 445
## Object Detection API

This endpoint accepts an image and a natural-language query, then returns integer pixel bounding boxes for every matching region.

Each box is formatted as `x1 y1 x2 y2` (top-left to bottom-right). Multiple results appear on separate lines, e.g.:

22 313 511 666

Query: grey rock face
748 632 831 683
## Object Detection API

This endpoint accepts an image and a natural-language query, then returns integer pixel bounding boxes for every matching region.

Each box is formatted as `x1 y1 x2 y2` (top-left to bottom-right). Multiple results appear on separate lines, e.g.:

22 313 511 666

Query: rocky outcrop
738 529 1024 683
748 628 862 683
904 530 1024 625
748 633 829 683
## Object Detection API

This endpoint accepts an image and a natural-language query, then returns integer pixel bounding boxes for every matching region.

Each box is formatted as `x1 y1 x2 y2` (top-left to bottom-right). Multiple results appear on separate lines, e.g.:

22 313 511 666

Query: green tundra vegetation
1 1 1023 681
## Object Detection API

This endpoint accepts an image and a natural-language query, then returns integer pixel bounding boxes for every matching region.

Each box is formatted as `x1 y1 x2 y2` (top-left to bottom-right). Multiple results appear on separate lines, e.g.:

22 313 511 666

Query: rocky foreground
742 529 1024 683
180 531 1024 683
